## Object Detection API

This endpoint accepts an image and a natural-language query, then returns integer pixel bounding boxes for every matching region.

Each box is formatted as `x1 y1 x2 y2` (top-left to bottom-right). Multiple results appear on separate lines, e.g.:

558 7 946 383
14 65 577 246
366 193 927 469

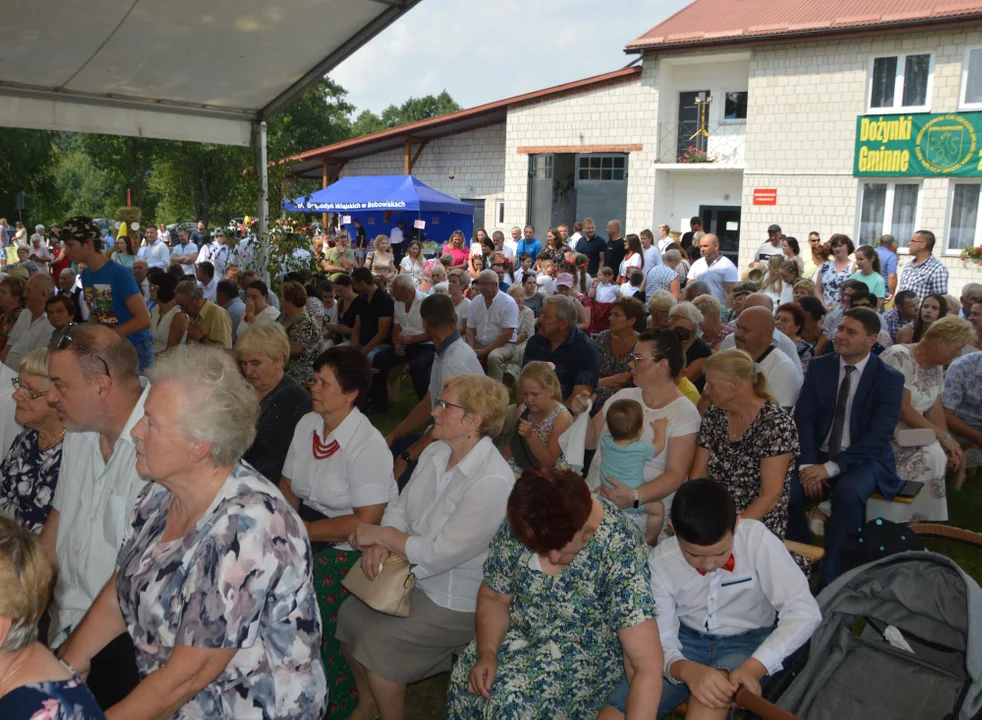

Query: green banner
854 111 982 177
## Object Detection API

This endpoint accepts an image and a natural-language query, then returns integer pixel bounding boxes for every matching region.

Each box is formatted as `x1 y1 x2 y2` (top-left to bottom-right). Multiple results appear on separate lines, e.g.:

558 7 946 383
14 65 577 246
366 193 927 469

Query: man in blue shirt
522 294 600 406
516 225 542 262
61 216 154 372
875 234 898 301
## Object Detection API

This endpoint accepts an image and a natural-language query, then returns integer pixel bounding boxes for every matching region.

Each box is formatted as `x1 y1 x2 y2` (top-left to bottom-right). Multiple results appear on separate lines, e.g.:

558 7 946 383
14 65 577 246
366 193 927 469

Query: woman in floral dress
447 467 660 719
592 297 643 416
278 280 321 385
879 316 976 522
815 233 855 308
690 350 799 550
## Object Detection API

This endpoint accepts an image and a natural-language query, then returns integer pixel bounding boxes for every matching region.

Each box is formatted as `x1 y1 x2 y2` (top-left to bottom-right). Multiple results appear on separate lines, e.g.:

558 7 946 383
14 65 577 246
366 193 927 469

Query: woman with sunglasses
340 373 512 720
0 348 65 535
278 347 397 719
582 329 701 541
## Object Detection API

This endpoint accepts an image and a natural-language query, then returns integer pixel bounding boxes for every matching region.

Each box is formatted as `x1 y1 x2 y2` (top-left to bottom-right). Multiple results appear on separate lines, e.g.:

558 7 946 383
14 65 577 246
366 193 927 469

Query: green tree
351 109 388 138
351 91 462 137
0 129 61 226
79 134 161 218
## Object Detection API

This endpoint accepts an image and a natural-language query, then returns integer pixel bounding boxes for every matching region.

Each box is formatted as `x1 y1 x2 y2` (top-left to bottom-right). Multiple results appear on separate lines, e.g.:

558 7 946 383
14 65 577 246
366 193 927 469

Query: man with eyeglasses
60 216 153 373
40 323 149 704
465 269 519 382
898 229 948 304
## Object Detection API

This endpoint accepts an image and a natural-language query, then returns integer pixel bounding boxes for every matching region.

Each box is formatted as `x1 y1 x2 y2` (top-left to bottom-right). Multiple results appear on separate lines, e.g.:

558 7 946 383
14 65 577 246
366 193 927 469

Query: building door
574 153 628 241
462 199 485 242
677 90 710 162
699 205 741 263
527 155 554 240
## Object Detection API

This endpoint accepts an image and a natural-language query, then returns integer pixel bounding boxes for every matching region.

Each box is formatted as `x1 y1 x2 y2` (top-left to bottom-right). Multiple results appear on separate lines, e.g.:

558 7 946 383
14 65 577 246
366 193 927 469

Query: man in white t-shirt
656 223 674 253
719 293 804 380
170 229 199 276
505 226 521 257
687 234 738 306
640 229 662 270
391 275 434 402
465 269 518 382
492 230 515 262
734 307 802 410
389 221 405 267
448 270 471 333
756 224 785 262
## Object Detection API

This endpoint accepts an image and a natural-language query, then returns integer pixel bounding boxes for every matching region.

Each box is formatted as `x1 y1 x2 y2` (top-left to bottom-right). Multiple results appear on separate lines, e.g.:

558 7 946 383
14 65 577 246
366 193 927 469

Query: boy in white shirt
602 478 821 719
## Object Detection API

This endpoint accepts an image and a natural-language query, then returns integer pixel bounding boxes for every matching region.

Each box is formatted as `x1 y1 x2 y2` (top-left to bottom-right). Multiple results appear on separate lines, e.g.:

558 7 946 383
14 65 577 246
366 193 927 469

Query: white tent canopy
0 0 421 231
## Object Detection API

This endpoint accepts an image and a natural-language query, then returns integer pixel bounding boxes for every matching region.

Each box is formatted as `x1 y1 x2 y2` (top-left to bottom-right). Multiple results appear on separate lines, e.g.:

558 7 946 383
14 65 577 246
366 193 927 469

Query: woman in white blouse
279 346 398 720
399 240 426 289
340 373 513 720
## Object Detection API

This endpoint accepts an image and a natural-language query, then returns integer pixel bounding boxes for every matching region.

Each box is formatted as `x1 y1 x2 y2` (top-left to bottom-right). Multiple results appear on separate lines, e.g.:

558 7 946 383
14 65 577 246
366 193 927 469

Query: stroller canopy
776 552 982 720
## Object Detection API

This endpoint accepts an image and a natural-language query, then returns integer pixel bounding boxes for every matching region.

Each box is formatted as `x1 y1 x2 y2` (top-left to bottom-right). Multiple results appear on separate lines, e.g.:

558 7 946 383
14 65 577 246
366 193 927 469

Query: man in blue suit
791 307 904 586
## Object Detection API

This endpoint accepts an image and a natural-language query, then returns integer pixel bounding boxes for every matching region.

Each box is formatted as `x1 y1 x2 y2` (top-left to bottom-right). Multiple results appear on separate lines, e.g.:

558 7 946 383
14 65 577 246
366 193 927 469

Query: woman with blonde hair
646 289 677 330
777 259 801 304
792 277 817 303
0 518 103 717
692 294 732 350
880 315 977 522
760 255 786 306
442 230 470 268
278 280 320 385
690 348 800 548
502 361 573 478
339 373 514 720
399 240 426 288
367 234 396 288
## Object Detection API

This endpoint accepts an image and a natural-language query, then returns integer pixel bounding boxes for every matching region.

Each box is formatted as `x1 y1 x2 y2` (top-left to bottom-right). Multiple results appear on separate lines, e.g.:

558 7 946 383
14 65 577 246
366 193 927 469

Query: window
946 183 982 253
858 182 920 248
577 155 626 181
495 199 505 224
724 91 748 121
869 53 932 111
532 155 553 180
960 47 982 109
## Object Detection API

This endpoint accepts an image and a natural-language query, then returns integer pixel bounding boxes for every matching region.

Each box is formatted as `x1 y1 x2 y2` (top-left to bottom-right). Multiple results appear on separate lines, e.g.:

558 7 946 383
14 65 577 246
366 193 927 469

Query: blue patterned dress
0 428 63 534
114 460 328 718
446 499 656 719
0 675 104 719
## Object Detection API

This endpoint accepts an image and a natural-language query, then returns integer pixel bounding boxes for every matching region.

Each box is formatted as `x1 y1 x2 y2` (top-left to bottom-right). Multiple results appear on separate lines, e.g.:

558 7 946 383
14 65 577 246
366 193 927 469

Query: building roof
627 0 982 53
288 65 641 179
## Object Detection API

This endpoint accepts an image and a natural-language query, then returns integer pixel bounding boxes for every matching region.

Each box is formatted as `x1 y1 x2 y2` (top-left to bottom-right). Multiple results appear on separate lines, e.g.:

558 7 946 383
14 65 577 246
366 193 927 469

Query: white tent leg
253 120 268 239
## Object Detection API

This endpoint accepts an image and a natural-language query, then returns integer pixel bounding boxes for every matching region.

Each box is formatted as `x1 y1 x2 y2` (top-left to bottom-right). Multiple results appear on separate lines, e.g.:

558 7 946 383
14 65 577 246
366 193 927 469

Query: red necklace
312 430 340 460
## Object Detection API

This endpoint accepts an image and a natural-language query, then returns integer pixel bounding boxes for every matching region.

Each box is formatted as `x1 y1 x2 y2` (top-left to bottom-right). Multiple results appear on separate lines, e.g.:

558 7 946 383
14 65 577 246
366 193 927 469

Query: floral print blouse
114 460 327 719
0 428 63 534
281 311 320 385
819 261 852 307
447 499 656 719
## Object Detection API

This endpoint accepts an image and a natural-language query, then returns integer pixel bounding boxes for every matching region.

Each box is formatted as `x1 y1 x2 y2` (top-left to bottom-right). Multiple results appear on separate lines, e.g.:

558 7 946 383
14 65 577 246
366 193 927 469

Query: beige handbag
342 555 416 617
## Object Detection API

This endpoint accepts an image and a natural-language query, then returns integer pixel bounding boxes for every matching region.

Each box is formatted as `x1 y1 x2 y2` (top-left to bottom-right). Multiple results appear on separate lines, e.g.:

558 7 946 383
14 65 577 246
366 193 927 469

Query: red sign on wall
753 188 778 205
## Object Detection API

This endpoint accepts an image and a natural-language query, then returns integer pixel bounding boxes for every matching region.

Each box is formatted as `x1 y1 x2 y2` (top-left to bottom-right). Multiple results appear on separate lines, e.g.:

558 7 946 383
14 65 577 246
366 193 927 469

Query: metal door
573 153 628 237
677 90 710 162
462 199 485 241
527 155 554 238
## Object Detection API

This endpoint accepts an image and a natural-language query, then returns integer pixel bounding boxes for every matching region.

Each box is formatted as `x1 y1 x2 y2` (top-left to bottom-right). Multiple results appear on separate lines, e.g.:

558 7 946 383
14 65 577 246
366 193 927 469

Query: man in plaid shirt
881 289 919 342
898 230 948 303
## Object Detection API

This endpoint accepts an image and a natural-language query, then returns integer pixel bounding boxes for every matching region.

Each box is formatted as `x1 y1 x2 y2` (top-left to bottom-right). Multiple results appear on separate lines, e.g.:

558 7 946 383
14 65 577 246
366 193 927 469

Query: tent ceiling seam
60 0 144 90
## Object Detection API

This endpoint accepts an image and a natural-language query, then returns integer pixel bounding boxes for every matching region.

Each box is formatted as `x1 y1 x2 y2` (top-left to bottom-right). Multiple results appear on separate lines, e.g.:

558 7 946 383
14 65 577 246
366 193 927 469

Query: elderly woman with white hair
691 293 732 351
58 345 327 719
235 321 312 483
669 300 712 392
0 348 66 535
646 288 677 331
0 517 104 718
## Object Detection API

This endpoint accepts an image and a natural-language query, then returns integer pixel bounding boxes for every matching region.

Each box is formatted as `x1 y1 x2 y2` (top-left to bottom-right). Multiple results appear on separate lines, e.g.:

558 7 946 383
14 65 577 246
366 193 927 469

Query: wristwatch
632 489 640 510
400 451 413 463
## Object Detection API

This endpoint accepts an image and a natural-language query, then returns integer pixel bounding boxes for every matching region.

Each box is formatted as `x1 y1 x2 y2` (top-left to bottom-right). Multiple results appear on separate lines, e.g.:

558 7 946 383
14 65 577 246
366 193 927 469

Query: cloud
331 0 686 115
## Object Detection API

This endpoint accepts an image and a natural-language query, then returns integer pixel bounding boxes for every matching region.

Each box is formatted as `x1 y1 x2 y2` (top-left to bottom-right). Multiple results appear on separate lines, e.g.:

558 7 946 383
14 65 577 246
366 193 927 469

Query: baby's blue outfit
599 433 656 514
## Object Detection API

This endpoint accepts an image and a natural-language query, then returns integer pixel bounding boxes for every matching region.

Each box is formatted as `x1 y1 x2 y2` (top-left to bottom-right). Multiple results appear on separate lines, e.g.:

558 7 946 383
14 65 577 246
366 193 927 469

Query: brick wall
502 62 659 233
340 122 507 229
740 29 982 295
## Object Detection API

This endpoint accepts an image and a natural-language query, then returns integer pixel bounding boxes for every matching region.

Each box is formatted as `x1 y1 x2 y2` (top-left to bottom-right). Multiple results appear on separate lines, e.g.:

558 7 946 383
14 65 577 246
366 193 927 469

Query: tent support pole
321 157 329 229
253 120 269 240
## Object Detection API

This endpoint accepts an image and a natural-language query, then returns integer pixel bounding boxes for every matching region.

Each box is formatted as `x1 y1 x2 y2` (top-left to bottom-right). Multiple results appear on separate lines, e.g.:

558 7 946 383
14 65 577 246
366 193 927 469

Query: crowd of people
0 209 975 720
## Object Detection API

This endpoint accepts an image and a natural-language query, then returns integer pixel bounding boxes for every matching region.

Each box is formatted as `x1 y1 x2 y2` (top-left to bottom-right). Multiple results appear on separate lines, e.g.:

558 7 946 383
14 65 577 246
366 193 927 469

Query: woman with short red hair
447 467 663 718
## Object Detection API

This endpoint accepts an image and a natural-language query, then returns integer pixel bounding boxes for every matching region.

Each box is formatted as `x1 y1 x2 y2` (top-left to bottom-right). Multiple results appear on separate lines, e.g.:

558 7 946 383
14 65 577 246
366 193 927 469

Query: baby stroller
767 543 982 720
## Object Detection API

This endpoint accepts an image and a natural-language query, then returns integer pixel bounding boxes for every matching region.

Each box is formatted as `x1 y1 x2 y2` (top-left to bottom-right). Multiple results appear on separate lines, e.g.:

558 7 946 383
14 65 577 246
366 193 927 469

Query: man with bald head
605 219 626 273
40 323 149 699
687 233 738 306
2 272 54 368
734 306 803 410
720 293 804 379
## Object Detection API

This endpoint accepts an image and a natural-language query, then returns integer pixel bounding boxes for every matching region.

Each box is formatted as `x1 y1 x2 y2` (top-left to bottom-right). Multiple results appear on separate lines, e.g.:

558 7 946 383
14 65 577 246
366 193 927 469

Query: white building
289 0 982 295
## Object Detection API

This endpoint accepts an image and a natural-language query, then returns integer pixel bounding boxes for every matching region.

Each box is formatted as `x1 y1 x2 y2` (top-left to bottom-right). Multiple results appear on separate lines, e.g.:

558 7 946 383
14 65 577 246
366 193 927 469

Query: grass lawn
368 378 982 719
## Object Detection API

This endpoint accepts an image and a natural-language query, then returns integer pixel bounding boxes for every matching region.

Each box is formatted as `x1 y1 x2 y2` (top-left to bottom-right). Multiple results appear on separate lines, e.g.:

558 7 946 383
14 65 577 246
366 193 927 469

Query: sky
332 0 690 115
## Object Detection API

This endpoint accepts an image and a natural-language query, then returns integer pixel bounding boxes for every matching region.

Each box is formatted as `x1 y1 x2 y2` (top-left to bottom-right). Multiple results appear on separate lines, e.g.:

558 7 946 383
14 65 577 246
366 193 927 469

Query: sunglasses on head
50 324 111 379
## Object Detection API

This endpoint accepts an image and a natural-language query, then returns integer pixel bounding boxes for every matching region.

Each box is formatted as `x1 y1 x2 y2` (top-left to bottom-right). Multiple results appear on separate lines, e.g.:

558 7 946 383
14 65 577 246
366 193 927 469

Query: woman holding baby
581 328 701 542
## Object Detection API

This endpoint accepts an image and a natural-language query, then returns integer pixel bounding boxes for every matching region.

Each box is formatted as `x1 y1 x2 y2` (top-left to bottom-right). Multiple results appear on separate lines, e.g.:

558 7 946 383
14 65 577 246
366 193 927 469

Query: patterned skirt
313 546 361 720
